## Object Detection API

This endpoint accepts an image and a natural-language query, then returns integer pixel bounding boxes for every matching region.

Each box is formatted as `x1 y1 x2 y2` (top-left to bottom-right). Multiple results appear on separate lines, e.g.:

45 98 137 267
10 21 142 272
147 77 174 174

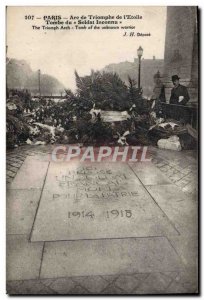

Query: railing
161 102 198 129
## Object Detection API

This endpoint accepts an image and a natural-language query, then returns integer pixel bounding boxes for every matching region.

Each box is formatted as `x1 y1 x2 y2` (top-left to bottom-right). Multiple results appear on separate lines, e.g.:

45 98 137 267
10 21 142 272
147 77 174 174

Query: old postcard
6 6 198 295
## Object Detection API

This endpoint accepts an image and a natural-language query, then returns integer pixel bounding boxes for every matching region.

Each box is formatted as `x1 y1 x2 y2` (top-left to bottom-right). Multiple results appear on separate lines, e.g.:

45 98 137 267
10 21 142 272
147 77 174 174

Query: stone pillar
162 7 198 103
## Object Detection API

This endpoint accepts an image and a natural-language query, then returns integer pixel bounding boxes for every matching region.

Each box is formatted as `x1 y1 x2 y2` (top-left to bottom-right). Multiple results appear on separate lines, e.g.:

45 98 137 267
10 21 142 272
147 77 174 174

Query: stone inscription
31 162 178 241
67 209 133 220
53 165 139 202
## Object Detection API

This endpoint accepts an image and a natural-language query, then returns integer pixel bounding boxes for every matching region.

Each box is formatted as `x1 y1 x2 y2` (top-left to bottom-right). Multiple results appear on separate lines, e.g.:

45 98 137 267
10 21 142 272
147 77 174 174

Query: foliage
75 70 132 111
7 113 29 148
6 71 153 148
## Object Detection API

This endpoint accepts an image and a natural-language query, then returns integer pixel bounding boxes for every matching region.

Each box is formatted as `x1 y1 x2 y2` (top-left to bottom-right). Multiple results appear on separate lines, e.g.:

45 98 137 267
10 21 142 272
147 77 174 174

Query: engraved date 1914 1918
68 210 132 219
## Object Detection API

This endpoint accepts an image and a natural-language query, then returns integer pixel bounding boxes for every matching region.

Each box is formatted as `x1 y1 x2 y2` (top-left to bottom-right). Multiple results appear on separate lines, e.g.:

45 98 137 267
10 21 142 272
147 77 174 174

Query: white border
1 1 203 299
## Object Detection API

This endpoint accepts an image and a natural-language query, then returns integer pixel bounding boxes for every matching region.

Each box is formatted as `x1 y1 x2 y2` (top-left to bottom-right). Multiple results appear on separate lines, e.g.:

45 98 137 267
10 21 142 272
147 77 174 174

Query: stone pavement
6 145 198 294
7 145 198 196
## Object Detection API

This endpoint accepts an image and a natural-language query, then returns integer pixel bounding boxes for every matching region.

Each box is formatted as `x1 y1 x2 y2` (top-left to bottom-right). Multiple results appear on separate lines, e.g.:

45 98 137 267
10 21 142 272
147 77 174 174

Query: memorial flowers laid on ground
6 71 196 150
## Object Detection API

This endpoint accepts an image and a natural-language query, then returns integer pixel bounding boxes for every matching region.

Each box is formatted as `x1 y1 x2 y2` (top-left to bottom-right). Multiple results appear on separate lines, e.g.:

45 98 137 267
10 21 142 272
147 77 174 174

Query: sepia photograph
6 6 198 295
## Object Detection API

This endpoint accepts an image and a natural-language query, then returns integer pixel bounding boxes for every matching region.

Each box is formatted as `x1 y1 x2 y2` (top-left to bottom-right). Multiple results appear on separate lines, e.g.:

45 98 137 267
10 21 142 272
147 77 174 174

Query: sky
7 6 167 91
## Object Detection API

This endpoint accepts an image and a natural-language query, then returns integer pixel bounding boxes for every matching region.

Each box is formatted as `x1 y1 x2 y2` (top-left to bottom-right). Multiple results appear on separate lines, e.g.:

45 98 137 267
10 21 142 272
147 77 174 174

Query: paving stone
68 284 89 294
169 162 189 171
9 156 49 189
7 170 16 178
7 165 18 173
174 270 198 291
15 154 27 160
133 273 150 281
129 162 171 185
115 275 140 292
7 157 24 164
48 278 75 294
175 178 190 188
38 285 57 294
11 279 54 295
167 235 198 270
165 169 179 177
151 158 158 164
159 165 173 172
101 275 119 283
134 272 172 294
101 283 126 294
146 185 198 235
168 173 185 183
40 278 56 287
71 276 87 285
160 271 179 281
182 173 197 182
6 161 18 168
165 281 193 293
7 161 22 167
31 162 177 241
152 148 197 193
75 276 109 293
6 285 19 294
40 237 184 279
184 171 197 180
7 235 43 280
6 280 24 294
169 168 179 174
167 160 179 167
7 154 20 159
166 270 198 294
6 177 12 183
182 184 197 195
180 167 194 175
6 189 41 234
156 162 167 168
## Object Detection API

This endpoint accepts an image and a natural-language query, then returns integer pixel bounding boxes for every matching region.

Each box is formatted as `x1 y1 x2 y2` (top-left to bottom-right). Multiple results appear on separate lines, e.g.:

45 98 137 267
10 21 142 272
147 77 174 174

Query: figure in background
170 75 190 105
168 75 191 123
24 89 31 112
151 71 166 116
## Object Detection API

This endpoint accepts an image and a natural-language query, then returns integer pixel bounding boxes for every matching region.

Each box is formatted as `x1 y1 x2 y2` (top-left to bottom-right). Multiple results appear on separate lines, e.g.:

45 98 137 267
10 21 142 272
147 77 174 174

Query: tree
75 70 132 111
